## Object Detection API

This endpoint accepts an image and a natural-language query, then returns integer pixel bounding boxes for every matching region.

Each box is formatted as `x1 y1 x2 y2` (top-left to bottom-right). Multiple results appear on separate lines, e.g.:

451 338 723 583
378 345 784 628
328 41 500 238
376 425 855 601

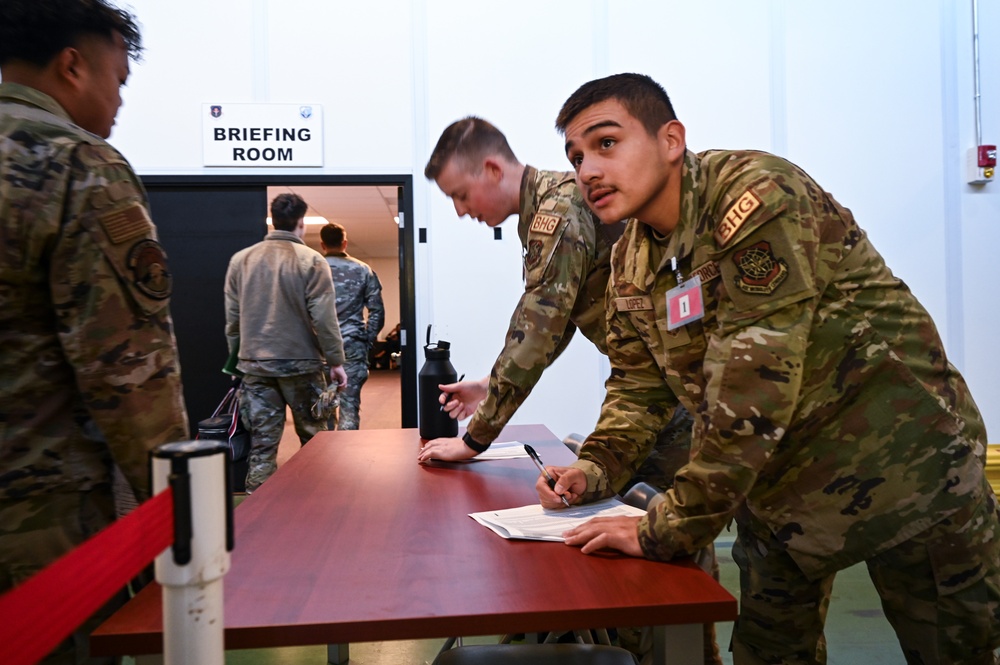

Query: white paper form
469 498 647 541
465 440 530 461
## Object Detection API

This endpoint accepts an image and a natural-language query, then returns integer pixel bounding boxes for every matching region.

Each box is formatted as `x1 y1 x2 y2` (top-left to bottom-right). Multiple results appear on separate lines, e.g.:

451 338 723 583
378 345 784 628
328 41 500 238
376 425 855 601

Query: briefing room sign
202 103 323 167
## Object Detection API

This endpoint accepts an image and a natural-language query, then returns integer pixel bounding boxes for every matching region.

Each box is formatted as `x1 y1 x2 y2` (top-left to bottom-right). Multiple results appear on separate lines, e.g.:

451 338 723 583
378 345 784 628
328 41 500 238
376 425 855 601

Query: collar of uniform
0 82 74 125
519 164 538 220
656 149 704 272
265 230 305 244
517 165 539 247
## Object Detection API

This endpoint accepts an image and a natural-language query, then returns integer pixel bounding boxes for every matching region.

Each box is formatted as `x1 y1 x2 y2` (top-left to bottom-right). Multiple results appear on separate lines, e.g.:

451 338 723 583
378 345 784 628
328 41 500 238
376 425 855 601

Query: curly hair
0 0 143 67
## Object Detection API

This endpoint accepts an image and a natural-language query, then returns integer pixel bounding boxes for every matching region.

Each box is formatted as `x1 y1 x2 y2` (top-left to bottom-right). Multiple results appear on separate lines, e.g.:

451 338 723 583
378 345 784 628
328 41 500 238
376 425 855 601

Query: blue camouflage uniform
325 251 384 430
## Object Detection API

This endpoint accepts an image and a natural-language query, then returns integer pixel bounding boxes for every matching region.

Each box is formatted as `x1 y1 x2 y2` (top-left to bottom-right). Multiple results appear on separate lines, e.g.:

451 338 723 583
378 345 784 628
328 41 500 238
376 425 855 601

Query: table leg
652 624 702 665
327 643 349 664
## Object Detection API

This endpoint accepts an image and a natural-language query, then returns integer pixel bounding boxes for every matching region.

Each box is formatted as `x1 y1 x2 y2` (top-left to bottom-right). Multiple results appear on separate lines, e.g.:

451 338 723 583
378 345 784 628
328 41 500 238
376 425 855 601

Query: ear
52 46 87 90
659 120 687 165
482 157 504 182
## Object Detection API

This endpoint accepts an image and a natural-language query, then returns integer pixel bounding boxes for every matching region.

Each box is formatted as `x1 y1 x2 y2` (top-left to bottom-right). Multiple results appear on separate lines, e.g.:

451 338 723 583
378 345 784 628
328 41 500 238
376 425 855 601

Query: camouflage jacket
465 167 620 446
324 252 385 349
577 149 987 579
0 83 189 502
225 231 345 376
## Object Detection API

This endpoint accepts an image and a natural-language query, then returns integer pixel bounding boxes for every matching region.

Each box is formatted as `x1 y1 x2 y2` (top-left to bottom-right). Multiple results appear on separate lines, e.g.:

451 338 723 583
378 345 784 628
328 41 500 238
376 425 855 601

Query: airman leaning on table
418 116 720 664
538 72 1000 665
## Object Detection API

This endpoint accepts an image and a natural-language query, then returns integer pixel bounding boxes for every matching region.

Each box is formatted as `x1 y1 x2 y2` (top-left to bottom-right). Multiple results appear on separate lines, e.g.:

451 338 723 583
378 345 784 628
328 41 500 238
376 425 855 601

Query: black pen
440 373 466 412
524 444 571 507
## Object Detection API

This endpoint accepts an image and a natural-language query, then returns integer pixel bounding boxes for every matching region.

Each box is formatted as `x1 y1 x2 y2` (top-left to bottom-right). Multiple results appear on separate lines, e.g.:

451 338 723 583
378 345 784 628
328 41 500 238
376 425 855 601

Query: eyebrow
564 119 623 155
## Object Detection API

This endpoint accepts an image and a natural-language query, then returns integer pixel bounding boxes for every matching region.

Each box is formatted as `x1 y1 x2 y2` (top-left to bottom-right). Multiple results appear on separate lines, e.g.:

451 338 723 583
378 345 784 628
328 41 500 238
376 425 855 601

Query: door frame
142 173 418 428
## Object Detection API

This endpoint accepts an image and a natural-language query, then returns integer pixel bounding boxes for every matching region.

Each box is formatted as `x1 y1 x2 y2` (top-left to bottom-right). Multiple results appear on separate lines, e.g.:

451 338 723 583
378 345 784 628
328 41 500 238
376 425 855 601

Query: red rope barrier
0 487 175 665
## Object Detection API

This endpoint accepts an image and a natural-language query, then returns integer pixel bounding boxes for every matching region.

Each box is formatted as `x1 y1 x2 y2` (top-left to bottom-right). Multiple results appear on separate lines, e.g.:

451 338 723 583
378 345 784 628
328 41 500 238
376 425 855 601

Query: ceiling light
266 216 331 226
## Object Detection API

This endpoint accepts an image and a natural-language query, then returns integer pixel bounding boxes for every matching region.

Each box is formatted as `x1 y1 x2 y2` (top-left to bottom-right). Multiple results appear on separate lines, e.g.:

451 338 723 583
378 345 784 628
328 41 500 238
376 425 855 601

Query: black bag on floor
198 378 251 492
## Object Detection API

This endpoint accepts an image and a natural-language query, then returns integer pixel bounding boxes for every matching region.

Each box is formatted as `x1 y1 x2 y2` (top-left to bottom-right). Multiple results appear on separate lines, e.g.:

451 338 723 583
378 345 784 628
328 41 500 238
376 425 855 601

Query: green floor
143 533 907 665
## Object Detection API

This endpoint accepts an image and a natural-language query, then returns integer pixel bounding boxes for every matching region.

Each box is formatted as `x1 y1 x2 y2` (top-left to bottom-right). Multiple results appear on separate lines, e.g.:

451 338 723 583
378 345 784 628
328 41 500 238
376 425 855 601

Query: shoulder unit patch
732 241 788 295
128 239 172 300
525 239 544 271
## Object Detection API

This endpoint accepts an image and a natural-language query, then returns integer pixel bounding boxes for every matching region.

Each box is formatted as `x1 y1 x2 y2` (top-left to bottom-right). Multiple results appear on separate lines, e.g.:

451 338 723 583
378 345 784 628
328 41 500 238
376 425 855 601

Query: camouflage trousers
0 488 126 664
239 370 329 493
336 343 370 431
730 483 1000 664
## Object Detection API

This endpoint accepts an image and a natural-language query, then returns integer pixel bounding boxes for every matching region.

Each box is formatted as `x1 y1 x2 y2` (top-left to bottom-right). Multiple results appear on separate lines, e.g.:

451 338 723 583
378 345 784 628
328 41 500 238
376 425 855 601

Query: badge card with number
665 274 704 331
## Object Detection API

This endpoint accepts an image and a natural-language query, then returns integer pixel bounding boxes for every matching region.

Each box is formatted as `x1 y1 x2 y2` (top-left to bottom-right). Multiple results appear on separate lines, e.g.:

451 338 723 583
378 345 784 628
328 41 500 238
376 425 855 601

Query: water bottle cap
424 345 451 360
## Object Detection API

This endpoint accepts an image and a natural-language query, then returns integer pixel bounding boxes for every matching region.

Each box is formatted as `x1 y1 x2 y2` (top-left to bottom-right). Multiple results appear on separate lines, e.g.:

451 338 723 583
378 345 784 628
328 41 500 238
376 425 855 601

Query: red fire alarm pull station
978 145 997 168
968 145 996 185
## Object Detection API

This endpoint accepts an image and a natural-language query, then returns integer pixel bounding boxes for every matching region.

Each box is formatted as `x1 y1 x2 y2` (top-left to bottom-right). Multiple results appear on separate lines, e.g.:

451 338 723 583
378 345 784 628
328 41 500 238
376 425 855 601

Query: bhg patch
529 213 560 235
732 241 788 295
128 239 172 300
525 239 544 271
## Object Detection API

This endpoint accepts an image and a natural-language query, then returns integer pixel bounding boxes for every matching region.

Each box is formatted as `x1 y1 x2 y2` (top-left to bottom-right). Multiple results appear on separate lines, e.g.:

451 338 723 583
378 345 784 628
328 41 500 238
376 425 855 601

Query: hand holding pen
524 444 571 508
440 373 465 412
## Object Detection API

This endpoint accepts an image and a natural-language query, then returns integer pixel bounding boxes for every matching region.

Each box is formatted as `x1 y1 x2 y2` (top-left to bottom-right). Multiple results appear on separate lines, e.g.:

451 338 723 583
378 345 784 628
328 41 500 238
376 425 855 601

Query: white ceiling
266 184 400 259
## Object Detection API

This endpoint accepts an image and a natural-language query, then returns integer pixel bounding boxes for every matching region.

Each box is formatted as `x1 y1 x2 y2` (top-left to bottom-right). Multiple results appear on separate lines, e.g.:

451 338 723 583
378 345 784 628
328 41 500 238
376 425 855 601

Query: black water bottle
419 325 458 440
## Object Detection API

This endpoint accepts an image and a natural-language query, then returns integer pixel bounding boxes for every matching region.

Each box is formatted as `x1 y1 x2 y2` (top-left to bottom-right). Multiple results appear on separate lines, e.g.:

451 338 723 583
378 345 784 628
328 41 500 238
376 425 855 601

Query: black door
397 185 418 427
145 184 267 435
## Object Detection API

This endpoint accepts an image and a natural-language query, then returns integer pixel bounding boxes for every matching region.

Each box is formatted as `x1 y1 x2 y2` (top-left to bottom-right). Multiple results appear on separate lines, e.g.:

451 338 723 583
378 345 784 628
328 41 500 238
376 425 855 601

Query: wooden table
91 425 736 664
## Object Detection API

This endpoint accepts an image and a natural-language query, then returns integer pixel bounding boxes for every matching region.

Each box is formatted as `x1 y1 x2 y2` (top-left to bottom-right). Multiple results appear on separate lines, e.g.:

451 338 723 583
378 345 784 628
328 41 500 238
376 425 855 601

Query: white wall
955 0 1000 437
112 0 1000 440
366 257 401 334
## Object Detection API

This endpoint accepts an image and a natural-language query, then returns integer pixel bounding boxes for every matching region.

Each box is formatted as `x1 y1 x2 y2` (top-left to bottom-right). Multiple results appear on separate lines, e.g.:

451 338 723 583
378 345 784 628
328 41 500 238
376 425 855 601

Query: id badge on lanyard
665 257 704 331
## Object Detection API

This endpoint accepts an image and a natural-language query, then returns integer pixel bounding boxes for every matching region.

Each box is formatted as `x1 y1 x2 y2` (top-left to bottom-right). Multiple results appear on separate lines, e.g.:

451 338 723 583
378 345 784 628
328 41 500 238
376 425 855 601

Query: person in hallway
224 193 347 493
539 73 1000 664
418 117 720 664
319 222 385 430
0 1 189 662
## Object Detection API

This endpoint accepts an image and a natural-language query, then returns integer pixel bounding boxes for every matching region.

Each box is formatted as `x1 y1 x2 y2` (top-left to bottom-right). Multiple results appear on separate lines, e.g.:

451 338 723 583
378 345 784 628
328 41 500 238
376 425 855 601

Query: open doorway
142 175 416 439
267 184 402 431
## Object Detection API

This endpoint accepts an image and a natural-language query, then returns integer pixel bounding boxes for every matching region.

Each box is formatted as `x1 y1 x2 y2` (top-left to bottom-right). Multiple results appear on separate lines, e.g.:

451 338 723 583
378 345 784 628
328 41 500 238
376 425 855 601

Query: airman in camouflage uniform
320 223 385 430
225 193 347 493
0 2 189 662
548 73 1000 664
417 116 641 463
419 117 719 664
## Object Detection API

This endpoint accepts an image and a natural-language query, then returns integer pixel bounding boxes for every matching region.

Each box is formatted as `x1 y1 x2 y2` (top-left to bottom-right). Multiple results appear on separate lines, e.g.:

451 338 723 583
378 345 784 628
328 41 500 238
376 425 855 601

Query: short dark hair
556 73 678 137
320 223 346 249
424 116 518 180
270 193 307 232
0 0 143 68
